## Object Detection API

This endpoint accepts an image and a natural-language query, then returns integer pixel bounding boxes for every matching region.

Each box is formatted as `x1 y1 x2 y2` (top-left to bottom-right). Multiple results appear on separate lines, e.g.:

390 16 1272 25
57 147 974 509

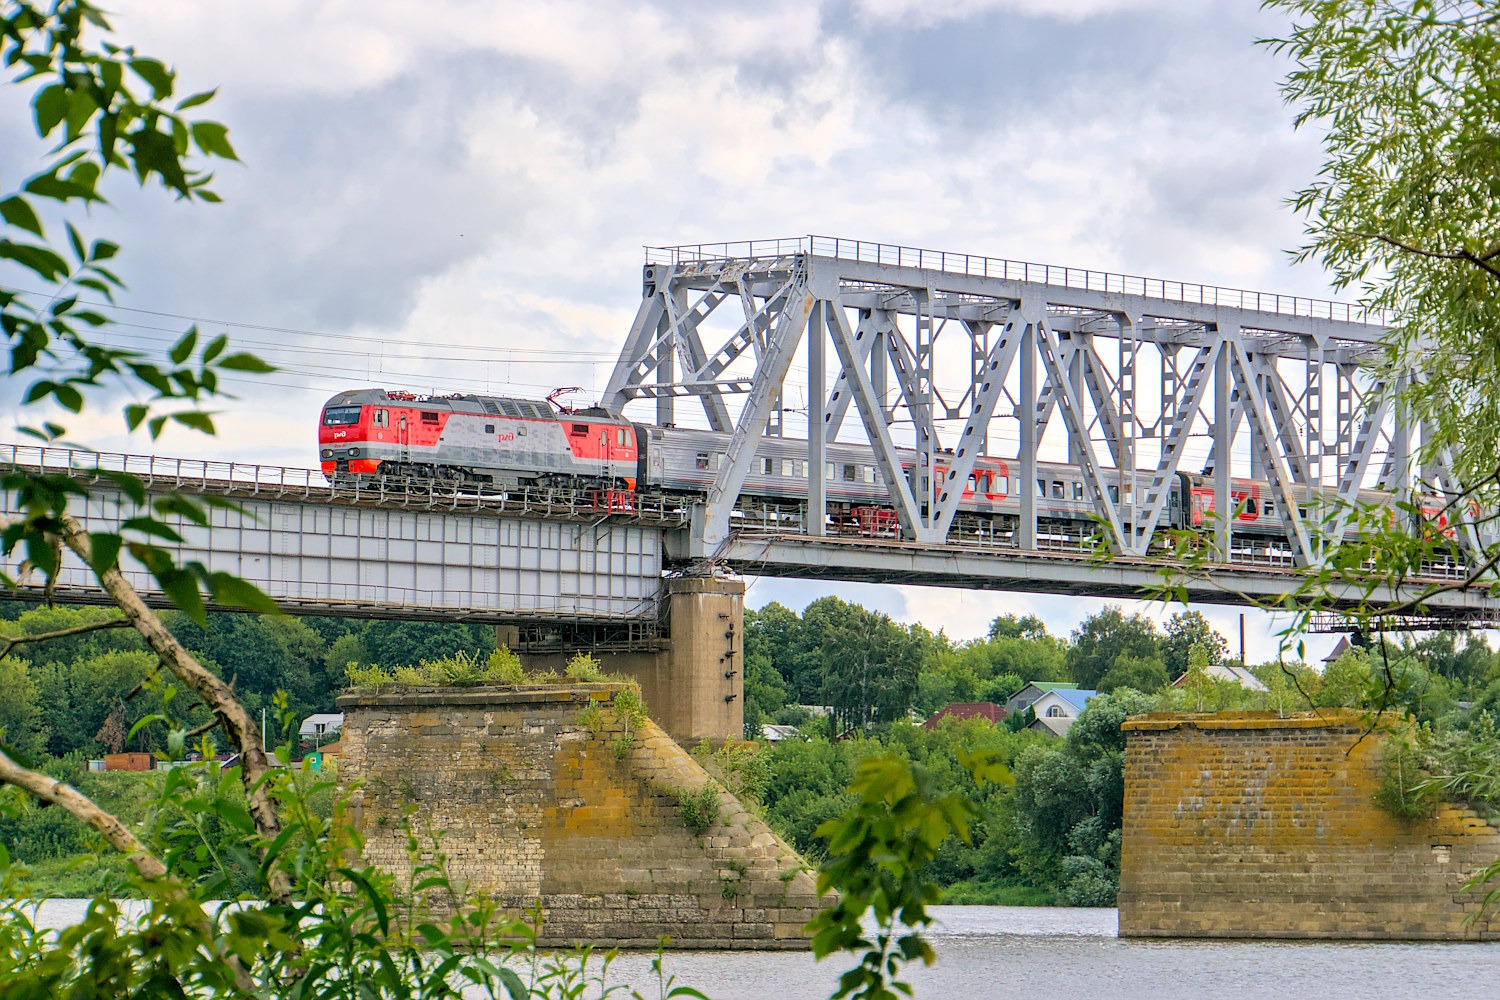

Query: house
104 752 154 772
1322 636 1353 665
1171 663 1268 693
760 724 804 743
1004 681 1079 716
1026 688 1097 737
923 702 1007 729
299 713 344 741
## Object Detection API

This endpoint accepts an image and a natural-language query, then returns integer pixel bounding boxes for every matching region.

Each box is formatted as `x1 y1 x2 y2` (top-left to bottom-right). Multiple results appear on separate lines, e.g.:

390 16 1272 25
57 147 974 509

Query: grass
940 880 1059 906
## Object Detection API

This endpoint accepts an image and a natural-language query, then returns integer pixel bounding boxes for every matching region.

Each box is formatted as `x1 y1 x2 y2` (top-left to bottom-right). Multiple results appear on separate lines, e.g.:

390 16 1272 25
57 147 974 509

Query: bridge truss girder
604 240 1406 566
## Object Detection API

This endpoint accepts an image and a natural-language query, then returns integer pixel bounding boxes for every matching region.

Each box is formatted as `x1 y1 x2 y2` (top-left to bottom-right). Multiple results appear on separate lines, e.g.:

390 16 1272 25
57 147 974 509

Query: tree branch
0 616 132 660
1343 230 1500 283
53 515 291 903
0 746 255 995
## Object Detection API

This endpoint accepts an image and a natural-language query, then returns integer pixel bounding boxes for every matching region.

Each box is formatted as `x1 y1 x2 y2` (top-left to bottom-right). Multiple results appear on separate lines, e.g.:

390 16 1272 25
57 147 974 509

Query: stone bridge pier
510 577 744 744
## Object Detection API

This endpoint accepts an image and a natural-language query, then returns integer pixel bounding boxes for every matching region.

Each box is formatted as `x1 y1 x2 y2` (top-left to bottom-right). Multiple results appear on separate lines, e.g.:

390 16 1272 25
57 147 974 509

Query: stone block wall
1120 710 1500 940
337 683 823 949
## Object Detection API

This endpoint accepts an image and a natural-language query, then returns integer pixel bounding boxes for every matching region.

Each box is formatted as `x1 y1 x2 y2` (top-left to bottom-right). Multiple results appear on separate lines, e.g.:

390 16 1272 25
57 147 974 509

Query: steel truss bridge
4 237 1500 633
606 238 1489 574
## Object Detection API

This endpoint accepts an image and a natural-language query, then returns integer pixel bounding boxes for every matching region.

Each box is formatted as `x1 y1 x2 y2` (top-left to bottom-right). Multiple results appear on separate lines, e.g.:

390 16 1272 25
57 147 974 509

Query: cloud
2 0 1351 650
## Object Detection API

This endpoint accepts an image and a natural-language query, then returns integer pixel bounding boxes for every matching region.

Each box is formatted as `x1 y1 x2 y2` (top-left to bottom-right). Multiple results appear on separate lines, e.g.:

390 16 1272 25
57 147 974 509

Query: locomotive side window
420 411 439 423
374 409 390 428
322 405 362 426
572 424 589 436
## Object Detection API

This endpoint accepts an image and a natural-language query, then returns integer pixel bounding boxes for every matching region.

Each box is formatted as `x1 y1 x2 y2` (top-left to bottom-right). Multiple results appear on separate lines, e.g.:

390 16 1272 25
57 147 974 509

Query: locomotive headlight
348 447 361 457
321 449 333 459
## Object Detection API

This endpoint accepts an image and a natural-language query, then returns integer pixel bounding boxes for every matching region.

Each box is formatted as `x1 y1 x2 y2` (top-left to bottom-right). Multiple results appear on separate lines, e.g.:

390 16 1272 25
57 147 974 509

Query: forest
3 597 1498 905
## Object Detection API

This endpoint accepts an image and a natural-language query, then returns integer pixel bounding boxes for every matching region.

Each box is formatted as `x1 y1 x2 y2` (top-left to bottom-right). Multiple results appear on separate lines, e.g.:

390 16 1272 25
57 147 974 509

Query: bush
675 784 720 835
485 647 525 684
564 653 605 682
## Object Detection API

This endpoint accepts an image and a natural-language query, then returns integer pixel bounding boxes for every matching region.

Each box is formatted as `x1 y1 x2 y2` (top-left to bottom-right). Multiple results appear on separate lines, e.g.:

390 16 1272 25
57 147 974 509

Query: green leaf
155 566 206 625
190 120 238 160
89 239 119 262
177 88 218 110
170 411 215 434
0 196 44 237
33 84 68 137
209 574 280 615
170 326 198 365
86 532 123 577
122 517 185 544
215 353 274 373
202 334 227 363
0 241 70 281
129 58 175 99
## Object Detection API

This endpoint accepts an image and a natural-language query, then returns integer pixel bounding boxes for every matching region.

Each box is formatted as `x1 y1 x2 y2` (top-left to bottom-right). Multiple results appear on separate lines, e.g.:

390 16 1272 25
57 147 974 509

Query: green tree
1066 606 1159 690
820 607 923 733
1159 611 1228 680
988 613 1049 641
744 600 805 699
1098 653 1168 695
0 657 47 758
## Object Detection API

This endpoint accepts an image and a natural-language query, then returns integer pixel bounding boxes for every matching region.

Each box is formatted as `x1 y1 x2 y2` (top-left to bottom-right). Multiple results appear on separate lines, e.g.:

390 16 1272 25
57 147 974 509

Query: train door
397 413 409 463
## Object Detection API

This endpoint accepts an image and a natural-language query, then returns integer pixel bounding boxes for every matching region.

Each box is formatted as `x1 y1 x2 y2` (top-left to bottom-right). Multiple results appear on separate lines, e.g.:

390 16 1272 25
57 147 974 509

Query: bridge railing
2 444 692 523
643 235 1389 326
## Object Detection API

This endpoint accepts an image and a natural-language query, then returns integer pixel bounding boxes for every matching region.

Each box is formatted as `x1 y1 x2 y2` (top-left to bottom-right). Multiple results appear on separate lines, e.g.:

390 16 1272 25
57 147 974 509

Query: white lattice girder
1035 320 1128 550
930 305 1033 537
602 288 668 412
1225 336 1315 564
821 309 886 443
1129 342 1221 555
701 268 816 544
1327 383 1391 543
823 298 929 540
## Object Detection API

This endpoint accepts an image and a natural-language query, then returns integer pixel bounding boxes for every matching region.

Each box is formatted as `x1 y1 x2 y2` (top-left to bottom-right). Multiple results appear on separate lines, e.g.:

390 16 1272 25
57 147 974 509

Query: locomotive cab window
322 405 362 426
373 409 390 428
617 428 628 447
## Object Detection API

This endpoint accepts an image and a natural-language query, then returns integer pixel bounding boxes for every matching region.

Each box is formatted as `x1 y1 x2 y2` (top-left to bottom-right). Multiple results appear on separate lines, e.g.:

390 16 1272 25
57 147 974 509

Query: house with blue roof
1027 686 1098 736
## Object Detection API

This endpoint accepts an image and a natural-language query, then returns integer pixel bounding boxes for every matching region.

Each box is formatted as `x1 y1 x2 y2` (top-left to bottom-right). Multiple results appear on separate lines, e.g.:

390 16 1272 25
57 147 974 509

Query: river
23 901 1500 998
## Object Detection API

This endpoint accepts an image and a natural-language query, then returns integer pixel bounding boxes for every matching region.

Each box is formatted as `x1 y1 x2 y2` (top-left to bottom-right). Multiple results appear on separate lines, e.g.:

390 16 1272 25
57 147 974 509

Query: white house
1171 664 1268 692
1004 681 1079 716
1026 688 1097 737
299 713 344 740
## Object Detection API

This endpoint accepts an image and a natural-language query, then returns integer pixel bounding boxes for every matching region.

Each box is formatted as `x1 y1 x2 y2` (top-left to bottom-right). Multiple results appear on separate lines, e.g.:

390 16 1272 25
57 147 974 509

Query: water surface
22 901 1499 999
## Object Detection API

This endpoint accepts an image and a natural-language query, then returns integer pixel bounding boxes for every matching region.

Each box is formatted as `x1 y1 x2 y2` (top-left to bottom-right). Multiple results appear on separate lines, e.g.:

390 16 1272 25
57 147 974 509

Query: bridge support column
517 577 744 744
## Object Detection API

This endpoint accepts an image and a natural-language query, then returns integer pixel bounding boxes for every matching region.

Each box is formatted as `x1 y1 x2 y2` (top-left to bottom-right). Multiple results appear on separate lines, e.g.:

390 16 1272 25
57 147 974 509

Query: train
318 387 1468 544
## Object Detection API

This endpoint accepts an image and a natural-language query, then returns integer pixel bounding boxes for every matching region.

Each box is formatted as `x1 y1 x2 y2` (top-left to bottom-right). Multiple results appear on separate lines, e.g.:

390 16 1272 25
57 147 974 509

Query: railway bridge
8 238 1500 739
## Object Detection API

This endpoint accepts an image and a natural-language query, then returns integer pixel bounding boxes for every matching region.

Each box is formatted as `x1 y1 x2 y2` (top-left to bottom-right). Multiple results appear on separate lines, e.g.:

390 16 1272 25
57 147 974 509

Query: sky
0 0 1365 662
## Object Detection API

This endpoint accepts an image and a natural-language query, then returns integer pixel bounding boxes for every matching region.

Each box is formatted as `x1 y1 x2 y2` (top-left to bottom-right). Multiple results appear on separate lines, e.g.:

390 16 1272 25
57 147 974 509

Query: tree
1066 607 1159 690
988 613 1049 641
1097 653 1168 696
819 607 922 733
1159 611 1228 680
1257 2 1500 627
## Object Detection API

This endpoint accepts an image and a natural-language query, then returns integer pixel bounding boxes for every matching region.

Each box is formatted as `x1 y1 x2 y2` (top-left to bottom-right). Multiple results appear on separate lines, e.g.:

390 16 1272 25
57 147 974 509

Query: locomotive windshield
322 405 363 425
